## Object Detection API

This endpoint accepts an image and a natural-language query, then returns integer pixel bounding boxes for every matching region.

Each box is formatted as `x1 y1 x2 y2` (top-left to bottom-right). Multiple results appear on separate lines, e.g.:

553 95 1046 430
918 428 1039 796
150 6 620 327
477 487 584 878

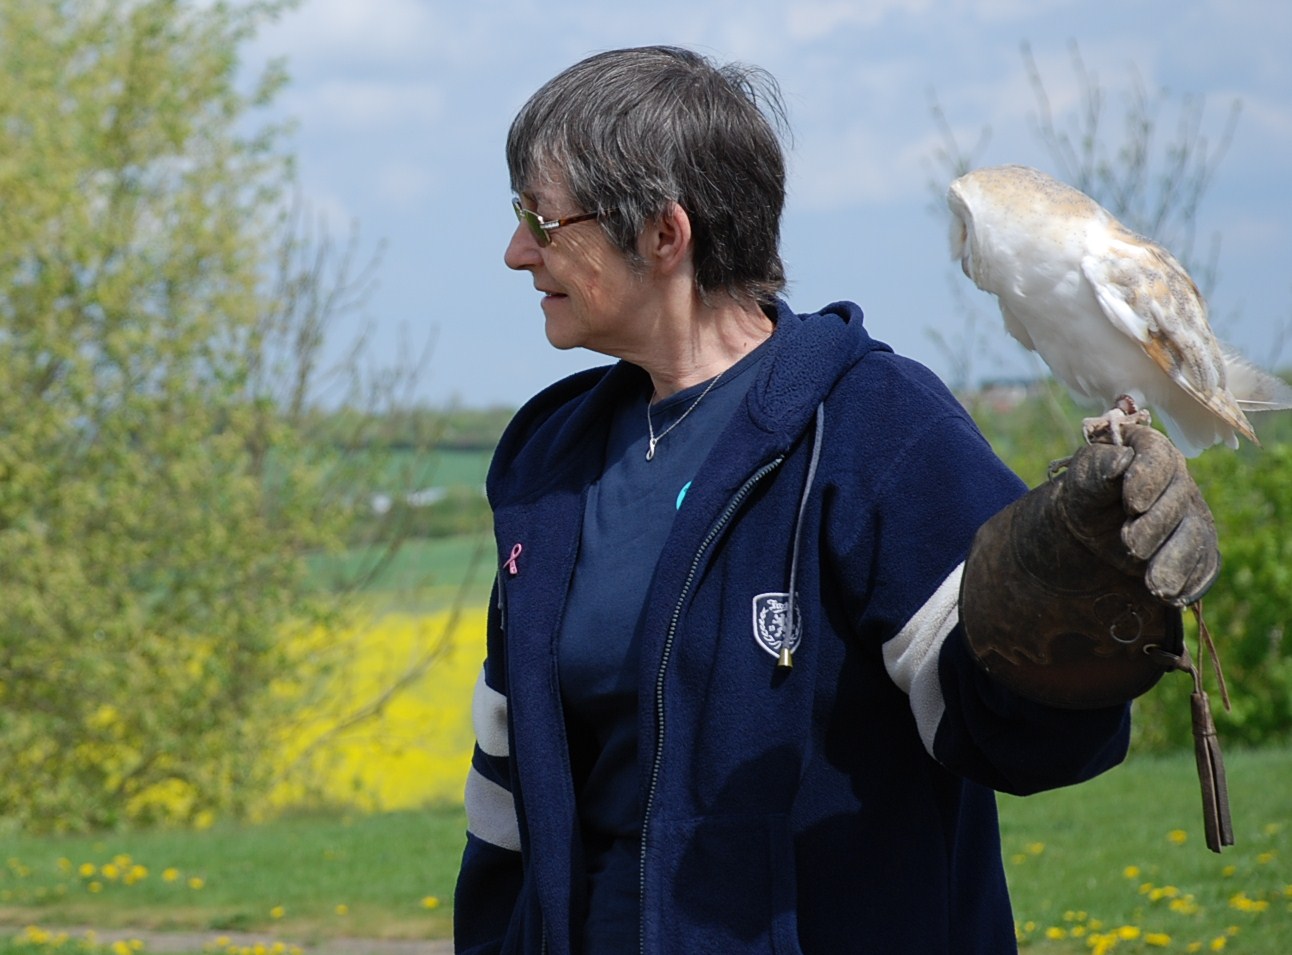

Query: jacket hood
487 299 889 508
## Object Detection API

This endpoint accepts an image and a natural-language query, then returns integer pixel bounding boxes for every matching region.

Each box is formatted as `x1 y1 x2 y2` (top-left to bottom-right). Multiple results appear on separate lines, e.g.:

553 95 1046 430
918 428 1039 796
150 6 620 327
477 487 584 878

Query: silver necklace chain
646 370 724 461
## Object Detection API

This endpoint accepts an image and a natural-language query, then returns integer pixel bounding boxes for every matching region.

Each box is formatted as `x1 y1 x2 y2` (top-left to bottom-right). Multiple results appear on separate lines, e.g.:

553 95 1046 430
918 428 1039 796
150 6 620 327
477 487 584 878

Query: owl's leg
1083 394 1153 447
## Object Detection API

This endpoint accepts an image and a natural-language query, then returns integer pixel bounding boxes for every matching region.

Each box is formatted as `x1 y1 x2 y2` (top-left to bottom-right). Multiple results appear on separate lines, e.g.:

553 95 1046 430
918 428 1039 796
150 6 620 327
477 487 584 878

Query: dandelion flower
188 876 206 890
1117 925 1142 940
1170 896 1200 915
78 863 97 878
335 904 349 916
1145 933 1171 947
1044 927 1067 940
270 905 285 919
421 895 441 910
1256 851 1275 865
1210 936 1227 950
1228 892 1267 912
162 867 181 883
1221 865 1236 877
1123 865 1140 879
88 881 103 893
1168 829 1188 845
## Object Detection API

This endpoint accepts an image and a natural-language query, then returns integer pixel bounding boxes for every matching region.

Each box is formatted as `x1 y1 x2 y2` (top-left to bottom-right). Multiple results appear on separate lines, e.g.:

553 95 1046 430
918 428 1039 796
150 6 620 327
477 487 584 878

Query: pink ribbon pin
504 542 523 576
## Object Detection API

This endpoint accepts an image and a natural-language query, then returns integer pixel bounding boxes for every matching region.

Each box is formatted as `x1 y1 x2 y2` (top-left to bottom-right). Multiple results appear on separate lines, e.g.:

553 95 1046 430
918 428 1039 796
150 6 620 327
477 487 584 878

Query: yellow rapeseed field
262 608 486 815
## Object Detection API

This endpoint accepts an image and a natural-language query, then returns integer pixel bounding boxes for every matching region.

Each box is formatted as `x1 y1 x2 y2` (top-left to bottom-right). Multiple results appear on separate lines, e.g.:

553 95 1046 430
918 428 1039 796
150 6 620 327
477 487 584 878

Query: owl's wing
1080 236 1255 440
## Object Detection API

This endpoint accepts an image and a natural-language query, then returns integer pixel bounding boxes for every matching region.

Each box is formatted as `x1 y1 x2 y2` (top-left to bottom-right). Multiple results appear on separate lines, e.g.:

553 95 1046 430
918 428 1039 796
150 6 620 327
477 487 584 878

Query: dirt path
27 926 453 954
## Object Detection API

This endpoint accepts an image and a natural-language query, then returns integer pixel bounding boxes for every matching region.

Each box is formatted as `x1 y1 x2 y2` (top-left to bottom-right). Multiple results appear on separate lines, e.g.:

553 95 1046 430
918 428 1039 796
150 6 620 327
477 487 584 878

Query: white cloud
256 0 441 71
785 0 923 41
298 79 445 131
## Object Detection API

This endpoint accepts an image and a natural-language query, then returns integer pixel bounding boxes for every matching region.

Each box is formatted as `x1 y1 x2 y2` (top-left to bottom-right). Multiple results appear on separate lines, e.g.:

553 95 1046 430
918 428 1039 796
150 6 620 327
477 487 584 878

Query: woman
455 46 1218 955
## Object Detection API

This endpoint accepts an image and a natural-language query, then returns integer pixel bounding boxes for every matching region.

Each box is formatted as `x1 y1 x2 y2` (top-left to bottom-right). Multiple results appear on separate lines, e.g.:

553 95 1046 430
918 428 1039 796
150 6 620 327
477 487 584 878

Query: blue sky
248 0 1292 409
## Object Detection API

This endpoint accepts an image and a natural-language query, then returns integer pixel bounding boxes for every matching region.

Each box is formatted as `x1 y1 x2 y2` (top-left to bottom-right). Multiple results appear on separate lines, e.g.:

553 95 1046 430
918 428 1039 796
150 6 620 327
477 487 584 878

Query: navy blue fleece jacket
455 301 1131 954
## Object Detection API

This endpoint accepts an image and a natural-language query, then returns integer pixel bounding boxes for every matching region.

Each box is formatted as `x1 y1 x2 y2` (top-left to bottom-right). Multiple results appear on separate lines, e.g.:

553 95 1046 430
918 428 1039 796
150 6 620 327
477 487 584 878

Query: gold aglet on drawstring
776 646 794 669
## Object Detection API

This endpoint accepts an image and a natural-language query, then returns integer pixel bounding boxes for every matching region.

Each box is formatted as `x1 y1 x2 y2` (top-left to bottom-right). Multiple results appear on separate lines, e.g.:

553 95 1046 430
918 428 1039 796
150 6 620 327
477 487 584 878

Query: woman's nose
504 220 541 271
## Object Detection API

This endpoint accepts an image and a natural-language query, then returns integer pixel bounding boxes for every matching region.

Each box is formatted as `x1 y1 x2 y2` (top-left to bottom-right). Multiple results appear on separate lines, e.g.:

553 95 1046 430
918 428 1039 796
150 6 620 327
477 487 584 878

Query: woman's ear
644 201 693 275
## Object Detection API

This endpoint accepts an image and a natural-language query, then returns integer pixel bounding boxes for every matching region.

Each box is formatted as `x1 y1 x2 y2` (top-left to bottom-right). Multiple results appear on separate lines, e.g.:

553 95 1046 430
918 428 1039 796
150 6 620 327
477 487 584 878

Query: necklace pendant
646 437 657 461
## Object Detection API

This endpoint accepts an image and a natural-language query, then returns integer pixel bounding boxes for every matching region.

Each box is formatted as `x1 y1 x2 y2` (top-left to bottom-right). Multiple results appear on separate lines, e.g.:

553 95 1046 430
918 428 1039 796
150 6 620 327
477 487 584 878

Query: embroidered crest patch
751 592 802 659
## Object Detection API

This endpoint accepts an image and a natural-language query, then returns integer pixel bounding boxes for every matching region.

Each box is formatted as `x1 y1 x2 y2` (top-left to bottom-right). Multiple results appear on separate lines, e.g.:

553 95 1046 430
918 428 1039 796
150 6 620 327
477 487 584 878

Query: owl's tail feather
1223 347 1292 413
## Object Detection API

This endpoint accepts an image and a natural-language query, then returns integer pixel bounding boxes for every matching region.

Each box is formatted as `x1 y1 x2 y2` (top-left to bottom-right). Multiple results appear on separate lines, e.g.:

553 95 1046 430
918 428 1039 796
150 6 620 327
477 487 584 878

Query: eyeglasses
512 198 601 247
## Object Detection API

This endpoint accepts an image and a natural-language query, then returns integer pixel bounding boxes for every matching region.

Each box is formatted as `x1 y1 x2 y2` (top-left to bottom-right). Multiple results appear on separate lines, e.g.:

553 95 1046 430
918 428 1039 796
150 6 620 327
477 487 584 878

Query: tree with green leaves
0 0 412 831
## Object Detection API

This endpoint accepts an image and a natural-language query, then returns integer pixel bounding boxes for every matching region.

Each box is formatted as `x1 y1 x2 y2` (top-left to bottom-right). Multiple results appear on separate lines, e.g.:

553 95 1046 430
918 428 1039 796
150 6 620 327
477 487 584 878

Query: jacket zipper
637 456 785 953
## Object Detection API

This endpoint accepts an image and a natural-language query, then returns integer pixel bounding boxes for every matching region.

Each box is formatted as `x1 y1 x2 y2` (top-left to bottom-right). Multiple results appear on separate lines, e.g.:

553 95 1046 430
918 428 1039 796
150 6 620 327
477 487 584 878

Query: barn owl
947 164 1292 456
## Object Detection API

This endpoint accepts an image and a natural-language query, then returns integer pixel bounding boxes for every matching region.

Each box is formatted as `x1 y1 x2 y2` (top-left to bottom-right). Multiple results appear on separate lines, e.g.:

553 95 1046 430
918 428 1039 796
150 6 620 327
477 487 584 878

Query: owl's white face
946 184 975 282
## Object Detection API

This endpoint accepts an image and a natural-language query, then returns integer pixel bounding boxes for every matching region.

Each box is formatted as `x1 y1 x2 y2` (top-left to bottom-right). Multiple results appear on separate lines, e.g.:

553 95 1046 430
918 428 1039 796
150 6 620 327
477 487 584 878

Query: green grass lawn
1000 745 1291 952
0 806 463 948
3 750 1287 954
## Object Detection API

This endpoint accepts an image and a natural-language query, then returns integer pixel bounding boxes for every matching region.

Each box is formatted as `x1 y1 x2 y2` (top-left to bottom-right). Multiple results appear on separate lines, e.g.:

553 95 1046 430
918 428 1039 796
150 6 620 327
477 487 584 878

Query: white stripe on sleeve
882 563 963 755
471 665 510 758
465 766 522 852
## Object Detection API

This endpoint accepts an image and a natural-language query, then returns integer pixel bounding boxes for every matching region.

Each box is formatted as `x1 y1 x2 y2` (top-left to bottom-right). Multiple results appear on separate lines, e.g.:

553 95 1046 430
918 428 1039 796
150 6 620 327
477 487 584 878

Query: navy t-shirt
558 344 769 953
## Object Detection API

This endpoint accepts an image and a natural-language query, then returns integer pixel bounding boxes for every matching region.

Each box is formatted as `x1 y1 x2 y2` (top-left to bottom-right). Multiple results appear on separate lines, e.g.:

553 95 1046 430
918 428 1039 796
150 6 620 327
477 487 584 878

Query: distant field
357 441 490 497
311 531 494 614
306 443 496 613
398 446 490 491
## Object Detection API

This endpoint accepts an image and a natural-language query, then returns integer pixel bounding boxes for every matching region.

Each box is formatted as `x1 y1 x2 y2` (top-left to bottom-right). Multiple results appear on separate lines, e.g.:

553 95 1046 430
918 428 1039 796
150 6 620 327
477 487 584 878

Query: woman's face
505 177 654 358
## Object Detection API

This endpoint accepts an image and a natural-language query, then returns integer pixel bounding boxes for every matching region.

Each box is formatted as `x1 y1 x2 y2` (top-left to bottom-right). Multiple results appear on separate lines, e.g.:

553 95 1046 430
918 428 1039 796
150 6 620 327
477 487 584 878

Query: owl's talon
1083 396 1152 447
1046 456 1071 480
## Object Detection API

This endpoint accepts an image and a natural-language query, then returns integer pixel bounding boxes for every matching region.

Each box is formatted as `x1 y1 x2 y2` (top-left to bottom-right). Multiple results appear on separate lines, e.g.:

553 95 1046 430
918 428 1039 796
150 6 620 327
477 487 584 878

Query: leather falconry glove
960 424 1218 707
960 423 1233 850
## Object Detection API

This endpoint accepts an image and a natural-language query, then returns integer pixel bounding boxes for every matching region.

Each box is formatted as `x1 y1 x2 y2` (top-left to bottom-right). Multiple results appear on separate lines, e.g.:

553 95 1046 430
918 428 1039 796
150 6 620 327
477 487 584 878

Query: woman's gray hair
507 46 788 304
